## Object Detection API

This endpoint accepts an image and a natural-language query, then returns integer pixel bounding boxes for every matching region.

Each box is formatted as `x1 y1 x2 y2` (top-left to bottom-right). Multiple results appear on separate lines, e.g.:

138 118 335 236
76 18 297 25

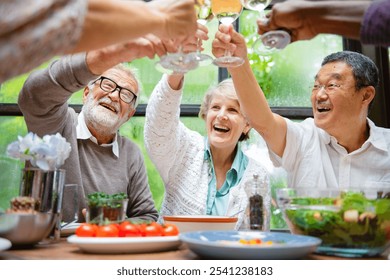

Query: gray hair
199 79 250 141
322 51 379 90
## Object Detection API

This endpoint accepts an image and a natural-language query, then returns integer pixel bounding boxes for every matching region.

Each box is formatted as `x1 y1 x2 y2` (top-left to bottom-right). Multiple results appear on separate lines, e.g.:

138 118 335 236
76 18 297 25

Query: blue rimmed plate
180 230 321 260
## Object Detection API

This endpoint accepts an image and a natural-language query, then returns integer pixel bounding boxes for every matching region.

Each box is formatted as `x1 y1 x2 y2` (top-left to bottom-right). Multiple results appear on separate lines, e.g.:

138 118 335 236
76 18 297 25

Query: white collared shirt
76 111 119 158
269 118 390 189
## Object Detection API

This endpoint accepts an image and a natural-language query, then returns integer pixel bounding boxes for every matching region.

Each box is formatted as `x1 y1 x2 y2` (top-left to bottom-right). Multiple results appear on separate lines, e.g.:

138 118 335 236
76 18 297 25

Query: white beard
83 95 128 135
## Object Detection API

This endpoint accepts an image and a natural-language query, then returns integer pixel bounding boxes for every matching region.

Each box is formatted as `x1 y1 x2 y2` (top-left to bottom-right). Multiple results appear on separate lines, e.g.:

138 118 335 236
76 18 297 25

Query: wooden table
1 238 388 260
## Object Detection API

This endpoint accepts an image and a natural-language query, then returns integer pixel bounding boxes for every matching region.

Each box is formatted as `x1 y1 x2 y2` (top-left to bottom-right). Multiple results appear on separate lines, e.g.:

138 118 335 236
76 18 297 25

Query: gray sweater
18 53 158 222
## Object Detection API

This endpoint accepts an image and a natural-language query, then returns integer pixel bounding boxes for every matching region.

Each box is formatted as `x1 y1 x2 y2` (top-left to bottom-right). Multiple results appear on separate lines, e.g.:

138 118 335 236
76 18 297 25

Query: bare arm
212 24 287 157
73 0 198 53
258 1 371 42
85 35 168 75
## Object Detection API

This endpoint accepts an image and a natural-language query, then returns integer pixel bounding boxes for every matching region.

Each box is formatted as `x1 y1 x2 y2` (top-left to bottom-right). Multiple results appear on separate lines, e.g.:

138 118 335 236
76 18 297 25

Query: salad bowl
276 188 390 257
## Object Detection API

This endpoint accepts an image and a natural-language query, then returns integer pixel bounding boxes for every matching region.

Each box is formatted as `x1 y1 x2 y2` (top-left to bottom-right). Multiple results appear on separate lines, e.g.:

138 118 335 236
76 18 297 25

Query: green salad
285 191 390 248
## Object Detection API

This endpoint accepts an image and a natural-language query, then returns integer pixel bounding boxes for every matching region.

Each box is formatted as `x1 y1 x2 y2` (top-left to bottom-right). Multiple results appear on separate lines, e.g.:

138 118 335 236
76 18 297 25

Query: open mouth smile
213 124 230 133
100 102 117 113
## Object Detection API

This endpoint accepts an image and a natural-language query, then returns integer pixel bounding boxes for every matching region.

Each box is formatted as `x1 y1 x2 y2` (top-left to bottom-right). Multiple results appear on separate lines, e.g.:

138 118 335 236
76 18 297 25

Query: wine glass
155 48 199 74
211 0 244 68
241 0 291 56
193 0 214 66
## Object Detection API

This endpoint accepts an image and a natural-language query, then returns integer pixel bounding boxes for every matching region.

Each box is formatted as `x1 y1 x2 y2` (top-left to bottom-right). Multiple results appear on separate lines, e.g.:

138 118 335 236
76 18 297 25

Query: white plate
0 237 12 251
180 230 322 260
61 222 80 237
67 235 181 254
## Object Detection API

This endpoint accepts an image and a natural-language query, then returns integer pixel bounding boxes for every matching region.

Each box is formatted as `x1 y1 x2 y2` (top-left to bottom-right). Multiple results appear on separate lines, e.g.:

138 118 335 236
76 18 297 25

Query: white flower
6 132 71 171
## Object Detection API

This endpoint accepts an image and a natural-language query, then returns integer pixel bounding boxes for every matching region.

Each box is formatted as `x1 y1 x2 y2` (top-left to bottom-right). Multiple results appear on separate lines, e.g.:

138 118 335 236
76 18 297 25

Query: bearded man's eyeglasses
94 76 137 105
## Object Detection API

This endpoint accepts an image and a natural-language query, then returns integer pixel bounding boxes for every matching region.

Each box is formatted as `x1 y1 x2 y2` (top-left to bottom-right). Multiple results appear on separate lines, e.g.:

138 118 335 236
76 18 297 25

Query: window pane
0 116 27 211
240 10 343 107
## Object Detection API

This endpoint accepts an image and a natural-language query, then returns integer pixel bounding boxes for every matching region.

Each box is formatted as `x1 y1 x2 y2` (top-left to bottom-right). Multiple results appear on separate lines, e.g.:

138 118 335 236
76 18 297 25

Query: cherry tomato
141 222 163 236
75 223 97 237
118 221 141 237
96 224 119 237
162 223 179 236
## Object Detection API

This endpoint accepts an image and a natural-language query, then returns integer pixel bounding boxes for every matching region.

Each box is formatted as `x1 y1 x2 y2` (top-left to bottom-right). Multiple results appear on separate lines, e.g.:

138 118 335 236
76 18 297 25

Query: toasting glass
211 0 244 67
241 0 290 55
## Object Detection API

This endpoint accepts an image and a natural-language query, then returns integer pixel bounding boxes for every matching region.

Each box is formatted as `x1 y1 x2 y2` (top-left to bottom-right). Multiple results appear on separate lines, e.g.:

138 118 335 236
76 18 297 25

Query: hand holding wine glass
211 0 244 68
241 0 290 55
212 23 248 68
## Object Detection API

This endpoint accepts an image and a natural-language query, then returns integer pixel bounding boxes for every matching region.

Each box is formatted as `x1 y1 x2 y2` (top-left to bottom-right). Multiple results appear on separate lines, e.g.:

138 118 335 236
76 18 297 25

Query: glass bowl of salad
276 188 390 258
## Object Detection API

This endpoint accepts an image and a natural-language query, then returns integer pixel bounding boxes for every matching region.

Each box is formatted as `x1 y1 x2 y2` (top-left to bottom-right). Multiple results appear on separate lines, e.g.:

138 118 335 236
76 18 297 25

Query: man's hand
149 0 198 44
257 1 318 42
86 35 171 75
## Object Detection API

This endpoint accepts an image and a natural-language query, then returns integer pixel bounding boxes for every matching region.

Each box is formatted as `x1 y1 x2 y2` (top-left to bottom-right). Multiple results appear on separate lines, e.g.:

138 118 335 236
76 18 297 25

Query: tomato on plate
162 223 179 236
118 221 141 237
75 223 98 237
96 224 119 237
140 222 163 236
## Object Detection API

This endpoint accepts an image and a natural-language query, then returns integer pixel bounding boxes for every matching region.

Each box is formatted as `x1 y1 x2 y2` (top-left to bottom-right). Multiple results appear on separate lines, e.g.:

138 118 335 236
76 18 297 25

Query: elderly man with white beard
18 39 162 223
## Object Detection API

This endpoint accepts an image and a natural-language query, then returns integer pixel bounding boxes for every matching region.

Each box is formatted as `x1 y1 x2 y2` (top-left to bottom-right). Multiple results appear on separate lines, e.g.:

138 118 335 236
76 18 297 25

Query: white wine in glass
194 0 214 66
241 0 290 55
211 0 244 67
196 0 214 25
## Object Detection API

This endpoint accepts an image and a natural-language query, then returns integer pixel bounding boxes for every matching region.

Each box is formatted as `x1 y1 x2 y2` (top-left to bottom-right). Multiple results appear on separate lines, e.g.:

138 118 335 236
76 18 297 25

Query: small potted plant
86 192 128 224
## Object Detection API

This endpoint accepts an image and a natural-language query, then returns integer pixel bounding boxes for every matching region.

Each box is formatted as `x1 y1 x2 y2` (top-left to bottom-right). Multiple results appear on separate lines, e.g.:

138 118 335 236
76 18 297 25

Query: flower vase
19 167 66 240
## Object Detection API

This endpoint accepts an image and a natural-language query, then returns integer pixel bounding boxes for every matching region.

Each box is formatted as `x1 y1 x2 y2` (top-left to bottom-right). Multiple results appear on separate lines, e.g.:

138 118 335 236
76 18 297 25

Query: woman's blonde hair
199 79 250 141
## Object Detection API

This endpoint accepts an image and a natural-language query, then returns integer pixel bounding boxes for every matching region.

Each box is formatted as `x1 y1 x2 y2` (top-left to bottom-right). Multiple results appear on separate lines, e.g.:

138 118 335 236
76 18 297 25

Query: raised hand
86 36 172 75
181 22 209 54
149 0 198 44
212 24 247 62
257 1 322 42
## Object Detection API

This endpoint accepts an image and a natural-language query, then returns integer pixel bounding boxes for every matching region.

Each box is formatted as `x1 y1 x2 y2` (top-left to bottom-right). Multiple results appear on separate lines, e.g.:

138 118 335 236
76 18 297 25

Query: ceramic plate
61 222 80 237
67 235 181 254
0 237 12 251
163 215 237 233
180 230 322 260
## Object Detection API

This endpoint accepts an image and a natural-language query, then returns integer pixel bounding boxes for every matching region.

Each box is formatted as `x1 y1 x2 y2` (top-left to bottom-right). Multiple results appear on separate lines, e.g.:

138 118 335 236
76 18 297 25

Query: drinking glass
241 0 291 55
61 184 79 224
193 0 214 66
211 0 244 67
155 46 199 74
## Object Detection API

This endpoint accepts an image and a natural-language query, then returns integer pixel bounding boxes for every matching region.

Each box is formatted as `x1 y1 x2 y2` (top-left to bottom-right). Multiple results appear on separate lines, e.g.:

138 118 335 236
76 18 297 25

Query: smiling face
205 92 250 152
83 68 138 137
311 61 371 137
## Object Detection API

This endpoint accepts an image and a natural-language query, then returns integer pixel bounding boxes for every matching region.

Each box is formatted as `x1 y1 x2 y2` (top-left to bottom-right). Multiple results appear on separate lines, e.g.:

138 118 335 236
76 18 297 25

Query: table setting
1 134 390 260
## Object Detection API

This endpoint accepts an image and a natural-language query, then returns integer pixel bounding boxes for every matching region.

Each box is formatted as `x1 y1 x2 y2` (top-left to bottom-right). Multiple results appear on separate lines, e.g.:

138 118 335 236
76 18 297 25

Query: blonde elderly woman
144 73 271 230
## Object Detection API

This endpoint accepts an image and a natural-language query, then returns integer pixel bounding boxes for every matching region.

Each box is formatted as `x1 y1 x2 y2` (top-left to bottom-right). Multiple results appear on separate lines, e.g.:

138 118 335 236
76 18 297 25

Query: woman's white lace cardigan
144 75 271 230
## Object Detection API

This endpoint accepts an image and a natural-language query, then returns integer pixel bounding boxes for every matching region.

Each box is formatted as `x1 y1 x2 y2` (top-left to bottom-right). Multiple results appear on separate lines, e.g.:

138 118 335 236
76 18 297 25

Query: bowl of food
276 188 390 257
0 196 56 246
86 192 128 224
0 212 55 246
162 215 238 233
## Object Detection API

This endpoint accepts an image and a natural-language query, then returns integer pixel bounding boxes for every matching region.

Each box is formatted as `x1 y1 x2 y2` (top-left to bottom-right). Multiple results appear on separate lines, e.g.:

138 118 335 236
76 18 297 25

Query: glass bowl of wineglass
155 46 199 74
193 0 214 67
241 0 291 56
211 0 244 67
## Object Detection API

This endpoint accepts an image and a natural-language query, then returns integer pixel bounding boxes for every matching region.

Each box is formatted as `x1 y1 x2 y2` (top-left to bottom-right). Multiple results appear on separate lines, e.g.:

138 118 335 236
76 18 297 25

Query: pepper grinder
245 174 264 230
